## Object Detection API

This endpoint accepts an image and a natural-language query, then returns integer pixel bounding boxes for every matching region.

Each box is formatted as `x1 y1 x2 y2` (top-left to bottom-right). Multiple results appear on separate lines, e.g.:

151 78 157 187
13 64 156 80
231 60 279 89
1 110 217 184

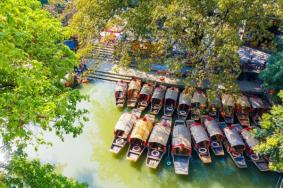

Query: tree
2 155 87 188
0 0 87 147
253 91 283 171
70 0 283 95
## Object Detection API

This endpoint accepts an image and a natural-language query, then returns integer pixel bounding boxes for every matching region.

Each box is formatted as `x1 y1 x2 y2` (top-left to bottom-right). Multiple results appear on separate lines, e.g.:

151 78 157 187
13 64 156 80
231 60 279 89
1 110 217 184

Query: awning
115 82 127 92
148 123 171 146
249 96 265 109
172 122 191 148
178 91 191 106
204 118 223 138
224 127 245 147
241 129 259 149
236 95 251 108
140 84 154 95
222 94 235 107
114 113 137 137
190 123 210 144
152 86 166 100
128 79 141 91
192 91 207 104
130 118 154 142
165 88 179 101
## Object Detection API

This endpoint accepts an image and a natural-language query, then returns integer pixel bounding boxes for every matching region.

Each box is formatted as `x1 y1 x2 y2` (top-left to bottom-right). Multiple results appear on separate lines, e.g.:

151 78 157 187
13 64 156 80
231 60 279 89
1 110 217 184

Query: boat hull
211 145 225 156
109 137 127 154
172 155 190 175
126 144 145 162
164 104 175 117
236 113 251 127
224 142 247 168
127 99 138 108
150 105 162 115
146 148 164 169
195 147 212 163
246 153 269 171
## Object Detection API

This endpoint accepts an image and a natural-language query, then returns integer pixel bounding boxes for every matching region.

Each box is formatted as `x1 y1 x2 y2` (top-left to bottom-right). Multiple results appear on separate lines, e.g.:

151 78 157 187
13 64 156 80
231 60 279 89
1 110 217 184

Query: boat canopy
249 96 265 109
172 123 191 149
204 118 223 138
140 84 153 96
224 127 245 147
190 123 210 144
192 91 206 104
209 96 222 108
236 95 251 108
165 88 178 101
241 129 259 149
222 94 235 107
152 87 166 100
148 123 171 146
115 82 127 92
114 113 136 137
178 92 191 106
128 80 141 91
130 118 153 142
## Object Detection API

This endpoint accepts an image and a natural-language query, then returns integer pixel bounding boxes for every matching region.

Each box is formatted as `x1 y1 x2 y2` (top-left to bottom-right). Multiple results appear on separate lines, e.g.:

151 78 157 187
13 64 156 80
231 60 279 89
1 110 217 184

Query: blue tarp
64 40 77 51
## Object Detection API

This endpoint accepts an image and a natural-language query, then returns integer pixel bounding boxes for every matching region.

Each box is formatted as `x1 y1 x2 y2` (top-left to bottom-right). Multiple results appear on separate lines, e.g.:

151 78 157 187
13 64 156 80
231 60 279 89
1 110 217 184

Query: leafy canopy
0 0 87 147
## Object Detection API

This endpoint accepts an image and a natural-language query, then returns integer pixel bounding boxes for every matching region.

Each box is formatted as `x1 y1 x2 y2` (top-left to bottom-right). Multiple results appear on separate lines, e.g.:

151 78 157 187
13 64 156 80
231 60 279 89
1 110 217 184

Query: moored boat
191 90 207 122
146 116 172 169
204 117 224 156
248 96 269 126
164 87 179 117
236 95 251 127
150 85 167 115
109 109 142 154
241 128 269 171
189 122 212 163
177 90 192 120
127 78 142 108
172 120 192 175
115 80 128 107
127 114 155 162
137 83 155 111
208 96 221 122
223 126 247 168
221 94 235 124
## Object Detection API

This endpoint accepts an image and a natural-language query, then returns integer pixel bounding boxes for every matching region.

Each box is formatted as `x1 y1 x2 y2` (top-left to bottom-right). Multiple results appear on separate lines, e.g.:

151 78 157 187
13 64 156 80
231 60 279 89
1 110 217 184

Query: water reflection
27 81 279 188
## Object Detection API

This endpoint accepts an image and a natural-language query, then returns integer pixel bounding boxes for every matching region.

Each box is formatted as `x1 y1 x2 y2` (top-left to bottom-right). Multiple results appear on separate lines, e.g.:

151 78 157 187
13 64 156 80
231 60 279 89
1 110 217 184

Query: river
27 80 280 188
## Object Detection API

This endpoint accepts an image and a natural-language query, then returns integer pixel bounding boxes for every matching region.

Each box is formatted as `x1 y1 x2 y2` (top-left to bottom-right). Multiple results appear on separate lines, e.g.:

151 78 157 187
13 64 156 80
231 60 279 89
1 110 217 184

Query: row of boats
115 79 269 126
110 110 269 175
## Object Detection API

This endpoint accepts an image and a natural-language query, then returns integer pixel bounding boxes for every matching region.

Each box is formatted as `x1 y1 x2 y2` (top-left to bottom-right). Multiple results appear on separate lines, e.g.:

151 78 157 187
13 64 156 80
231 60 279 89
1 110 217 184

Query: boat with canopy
150 85 167 115
191 90 207 121
110 109 142 154
115 80 128 107
177 90 192 120
127 78 142 108
223 126 247 168
241 128 269 171
190 122 212 163
146 116 172 169
137 83 155 111
248 96 269 126
204 117 224 156
127 114 155 162
164 87 179 117
208 96 221 121
221 94 235 124
235 95 251 127
172 120 192 175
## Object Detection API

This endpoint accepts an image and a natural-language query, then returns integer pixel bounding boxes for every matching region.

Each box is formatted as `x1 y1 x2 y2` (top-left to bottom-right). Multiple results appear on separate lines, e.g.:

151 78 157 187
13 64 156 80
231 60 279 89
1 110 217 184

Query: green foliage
3 155 88 188
253 91 283 171
0 0 87 146
70 0 282 94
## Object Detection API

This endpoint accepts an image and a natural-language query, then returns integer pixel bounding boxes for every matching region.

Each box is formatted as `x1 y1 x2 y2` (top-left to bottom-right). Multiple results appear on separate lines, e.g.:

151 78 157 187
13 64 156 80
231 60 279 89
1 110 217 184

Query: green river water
28 81 280 188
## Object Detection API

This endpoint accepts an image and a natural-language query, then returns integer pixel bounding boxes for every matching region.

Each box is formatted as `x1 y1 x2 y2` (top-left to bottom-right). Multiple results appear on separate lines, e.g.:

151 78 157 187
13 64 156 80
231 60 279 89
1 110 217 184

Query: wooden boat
150 85 167 115
248 96 269 126
223 126 247 168
221 94 235 124
235 95 251 127
189 122 212 163
137 83 155 111
115 80 128 107
208 96 221 122
109 109 142 154
172 120 192 175
127 114 155 162
204 117 224 156
164 87 179 117
177 90 192 120
191 90 207 122
146 116 172 169
241 128 269 171
127 78 142 108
